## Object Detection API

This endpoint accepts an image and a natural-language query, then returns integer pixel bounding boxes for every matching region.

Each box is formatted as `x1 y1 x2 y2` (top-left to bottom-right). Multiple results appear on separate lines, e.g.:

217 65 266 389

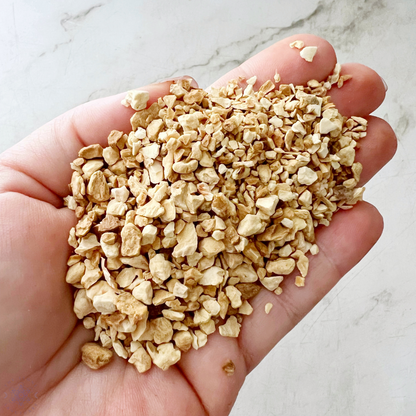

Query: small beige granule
274 71 281 83
290 40 304 49
295 276 305 287
222 360 235 376
81 342 113 370
121 89 150 111
300 46 318 62
265 302 273 314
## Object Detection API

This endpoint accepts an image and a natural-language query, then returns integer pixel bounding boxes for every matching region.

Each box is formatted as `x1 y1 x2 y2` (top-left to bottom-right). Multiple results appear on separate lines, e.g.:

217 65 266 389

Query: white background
1 1 415 415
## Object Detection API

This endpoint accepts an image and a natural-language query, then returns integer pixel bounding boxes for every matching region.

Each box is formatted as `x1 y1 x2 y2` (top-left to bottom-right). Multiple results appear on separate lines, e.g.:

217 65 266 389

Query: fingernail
154 75 198 88
381 77 388 92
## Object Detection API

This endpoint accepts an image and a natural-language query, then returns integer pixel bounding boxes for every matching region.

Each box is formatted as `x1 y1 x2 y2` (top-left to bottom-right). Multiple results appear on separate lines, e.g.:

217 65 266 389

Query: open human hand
0 34 396 416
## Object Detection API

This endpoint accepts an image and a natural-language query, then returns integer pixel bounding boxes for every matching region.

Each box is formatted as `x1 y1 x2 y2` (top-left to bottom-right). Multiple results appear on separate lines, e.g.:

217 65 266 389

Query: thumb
0 76 197 204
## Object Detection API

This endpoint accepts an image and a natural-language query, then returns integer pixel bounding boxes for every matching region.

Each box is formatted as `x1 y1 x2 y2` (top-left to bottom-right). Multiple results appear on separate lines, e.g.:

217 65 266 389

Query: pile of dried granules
64 65 366 373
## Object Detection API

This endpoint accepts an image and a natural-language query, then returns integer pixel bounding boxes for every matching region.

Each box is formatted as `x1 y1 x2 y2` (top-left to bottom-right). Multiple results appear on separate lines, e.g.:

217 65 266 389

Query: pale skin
0 34 396 415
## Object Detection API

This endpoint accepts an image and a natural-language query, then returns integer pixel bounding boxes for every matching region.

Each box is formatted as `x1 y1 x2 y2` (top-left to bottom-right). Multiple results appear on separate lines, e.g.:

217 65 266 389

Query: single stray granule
121 90 150 111
265 302 273 314
64 65 366 373
222 360 236 376
81 342 113 370
274 72 281 83
295 276 305 287
300 46 318 63
290 40 304 49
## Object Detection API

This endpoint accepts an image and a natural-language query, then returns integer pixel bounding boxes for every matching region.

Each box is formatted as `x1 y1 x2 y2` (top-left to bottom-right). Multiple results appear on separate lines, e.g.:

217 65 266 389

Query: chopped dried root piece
219 316 241 337
222 360 236 376
274 72 281 83
295 276 305 287
266 259 296 275
65 69 367 373
173 331 193 352
128 346 152 373
81 342 113 370
146 342 181 371
290 40 304 49
300 46 318 62
236 283 261 300
265 302 273 314
122 90 150 111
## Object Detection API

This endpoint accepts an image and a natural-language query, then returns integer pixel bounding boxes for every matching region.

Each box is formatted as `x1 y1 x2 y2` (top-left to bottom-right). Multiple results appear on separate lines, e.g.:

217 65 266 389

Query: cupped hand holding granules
0 34 395 416
65 46 371 373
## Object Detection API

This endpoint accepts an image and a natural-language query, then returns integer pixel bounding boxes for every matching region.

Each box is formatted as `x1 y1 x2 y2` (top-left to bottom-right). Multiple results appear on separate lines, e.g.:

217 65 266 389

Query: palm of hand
0 34 395 416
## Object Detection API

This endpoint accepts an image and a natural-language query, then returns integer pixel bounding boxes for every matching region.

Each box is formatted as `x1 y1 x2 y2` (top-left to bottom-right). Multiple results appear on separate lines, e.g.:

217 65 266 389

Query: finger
0 193 77 389
0 79 196 201
355 116 397 185
212 33 337 88
0 324 92 415
26 357 205 416
177 333 247 415
211 31 395 185
327 63 386 116
237 202 383 372
212 34 386 118
0 163 63 207
176 202 383 401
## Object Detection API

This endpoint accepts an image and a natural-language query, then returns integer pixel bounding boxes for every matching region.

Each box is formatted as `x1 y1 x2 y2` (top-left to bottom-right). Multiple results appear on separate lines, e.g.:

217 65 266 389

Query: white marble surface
1 0 416 414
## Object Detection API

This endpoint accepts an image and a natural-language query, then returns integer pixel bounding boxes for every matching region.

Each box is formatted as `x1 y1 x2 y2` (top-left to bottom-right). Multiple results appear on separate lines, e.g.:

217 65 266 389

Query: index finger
213 34 386 117
212 33 337 88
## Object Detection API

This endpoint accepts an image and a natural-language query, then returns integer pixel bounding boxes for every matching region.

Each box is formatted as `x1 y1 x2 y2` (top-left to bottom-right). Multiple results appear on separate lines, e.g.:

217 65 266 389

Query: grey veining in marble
1 0 416 415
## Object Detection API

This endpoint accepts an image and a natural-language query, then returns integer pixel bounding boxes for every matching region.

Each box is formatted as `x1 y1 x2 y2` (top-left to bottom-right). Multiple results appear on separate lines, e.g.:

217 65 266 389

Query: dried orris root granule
64 68 366 372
